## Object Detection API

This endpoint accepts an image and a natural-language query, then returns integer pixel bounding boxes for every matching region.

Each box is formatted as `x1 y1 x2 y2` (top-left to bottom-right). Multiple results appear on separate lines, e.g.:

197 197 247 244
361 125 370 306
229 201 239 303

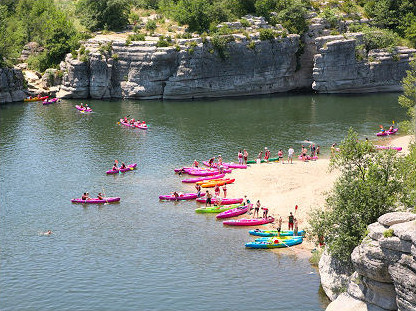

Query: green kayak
246 158 279 164
195 204 241 213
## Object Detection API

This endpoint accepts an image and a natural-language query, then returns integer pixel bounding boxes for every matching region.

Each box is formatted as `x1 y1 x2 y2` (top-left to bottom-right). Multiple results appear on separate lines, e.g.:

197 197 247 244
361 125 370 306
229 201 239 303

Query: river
0 93 405 311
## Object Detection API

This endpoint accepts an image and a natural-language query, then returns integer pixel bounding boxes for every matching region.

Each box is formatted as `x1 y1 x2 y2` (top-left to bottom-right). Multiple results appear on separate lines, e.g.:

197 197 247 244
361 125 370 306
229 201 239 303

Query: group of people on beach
245 143 320 164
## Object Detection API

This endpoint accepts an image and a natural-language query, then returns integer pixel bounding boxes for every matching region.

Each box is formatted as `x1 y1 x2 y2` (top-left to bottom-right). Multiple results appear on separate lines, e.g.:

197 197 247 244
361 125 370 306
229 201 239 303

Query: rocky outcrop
58 34 301 100
324 212 416 311
313 35 416 93
0 68 26 104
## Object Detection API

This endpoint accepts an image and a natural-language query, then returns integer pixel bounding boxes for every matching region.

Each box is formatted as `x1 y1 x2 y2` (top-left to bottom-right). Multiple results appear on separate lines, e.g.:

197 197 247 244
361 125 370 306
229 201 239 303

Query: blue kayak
248 229 305 237
245 237 303 249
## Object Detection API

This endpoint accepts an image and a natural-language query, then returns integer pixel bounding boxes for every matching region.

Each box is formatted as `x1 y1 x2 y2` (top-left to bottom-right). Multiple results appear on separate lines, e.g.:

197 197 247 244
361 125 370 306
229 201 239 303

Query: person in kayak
243 149 248 164
173 191 179 201
120 162 127 169
222 184 227 198
254 200 261 218
97 193 104 200
112 163 118 171
81 192 90 200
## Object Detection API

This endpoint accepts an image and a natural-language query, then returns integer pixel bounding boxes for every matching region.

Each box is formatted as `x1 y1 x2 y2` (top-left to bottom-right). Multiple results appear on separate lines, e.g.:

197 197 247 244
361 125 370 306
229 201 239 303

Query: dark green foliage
259 28 275 41
349 24 401 50
273 0 308 35
308 129 410 264
321 8 339 29
398 59 416 131
211 34 234 59
145 19 157 31
76 0 131 32
156 35 173 47
127 33 146 41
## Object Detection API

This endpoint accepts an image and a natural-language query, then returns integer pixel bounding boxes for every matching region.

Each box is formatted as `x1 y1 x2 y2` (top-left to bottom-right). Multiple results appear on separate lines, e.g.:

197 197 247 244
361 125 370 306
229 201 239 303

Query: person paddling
97 193 104 200
120 162 127 169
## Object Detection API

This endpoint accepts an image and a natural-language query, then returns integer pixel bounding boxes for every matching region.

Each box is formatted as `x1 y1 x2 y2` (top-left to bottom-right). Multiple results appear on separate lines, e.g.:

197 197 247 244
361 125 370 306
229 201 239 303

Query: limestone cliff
58 35 301 100
323 212 416 311
0 68 26 104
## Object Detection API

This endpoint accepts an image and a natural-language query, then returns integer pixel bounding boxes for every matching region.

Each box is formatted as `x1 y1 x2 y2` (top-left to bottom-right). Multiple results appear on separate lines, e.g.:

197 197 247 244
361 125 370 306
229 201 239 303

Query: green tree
308 129 406 264
172 0 211 33
398 59 416 132
274 0 309 35
76 0 131 31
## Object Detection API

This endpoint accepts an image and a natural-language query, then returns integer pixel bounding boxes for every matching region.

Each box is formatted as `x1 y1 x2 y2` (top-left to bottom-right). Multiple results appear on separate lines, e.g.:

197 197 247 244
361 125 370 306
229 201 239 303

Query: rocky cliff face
313 35 416 93
58 35 301 100
323 212 416 311
0 68 26 104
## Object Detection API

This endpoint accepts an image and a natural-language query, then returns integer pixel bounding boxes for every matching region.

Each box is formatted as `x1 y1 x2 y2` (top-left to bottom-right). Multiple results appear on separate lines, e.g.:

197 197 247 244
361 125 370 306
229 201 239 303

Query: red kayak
196 197 243 204
216 204 252 219
223 217 274 226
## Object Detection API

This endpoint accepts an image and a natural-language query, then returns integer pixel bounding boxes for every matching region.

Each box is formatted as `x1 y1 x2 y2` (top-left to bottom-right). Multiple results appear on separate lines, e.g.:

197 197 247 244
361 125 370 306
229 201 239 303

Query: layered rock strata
0 68 26 104
324 212 416 311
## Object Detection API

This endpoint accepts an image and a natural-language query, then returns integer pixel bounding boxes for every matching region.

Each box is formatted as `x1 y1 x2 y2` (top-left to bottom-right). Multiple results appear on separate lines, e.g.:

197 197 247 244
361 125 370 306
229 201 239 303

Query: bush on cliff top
308 129 411 264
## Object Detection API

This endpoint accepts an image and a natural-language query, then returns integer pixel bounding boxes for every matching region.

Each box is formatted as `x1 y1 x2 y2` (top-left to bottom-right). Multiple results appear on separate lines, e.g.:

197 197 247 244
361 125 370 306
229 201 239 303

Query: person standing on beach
218 155 223 166
288 212 294 230
254 200 261 218
316 145 320 155
238 150 243 165
206 191 212 207
195 184 201 197
294 218 299 236
262 207 268 218
214 184 220 197
311 144 316 157
278 149 284 164
243 149 248 164
193 159 199 168
287 147 294 164
243 195 251 206
277 216 282 236
264 147 270 162
222 184 227 198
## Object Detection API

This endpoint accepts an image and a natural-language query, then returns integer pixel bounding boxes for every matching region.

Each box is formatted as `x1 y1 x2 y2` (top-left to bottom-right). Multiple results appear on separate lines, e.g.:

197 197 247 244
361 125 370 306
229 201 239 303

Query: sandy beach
223 135 414 253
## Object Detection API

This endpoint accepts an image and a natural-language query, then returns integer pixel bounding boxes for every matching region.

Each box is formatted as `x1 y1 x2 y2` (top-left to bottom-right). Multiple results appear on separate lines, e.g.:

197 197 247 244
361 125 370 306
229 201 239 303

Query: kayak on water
216 204 252 219
195 204 242 213
223 217 275 226
182 173 226 183
43 98 59 105
374 145 402 151
376 128 398 136
248 229 306 237
106 163 137 174
24 96 48 102
245 237 303 249
71 197 121 204
159 192 205 201
196 197 243 204
119 119 148 130
75 105 93 112
246 158 279 164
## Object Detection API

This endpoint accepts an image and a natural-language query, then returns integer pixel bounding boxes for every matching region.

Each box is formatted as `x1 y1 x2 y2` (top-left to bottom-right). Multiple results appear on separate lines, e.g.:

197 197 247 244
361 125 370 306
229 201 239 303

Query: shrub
145 19 157 31
156 35 172 47
383 229 394 238
240 18 250 27
321 8 339 29
112 53 119 60
247 40 256 50
259 28 275 41
98 41 113 55
127 33 146 41
309 248 324 266
211 34 233 59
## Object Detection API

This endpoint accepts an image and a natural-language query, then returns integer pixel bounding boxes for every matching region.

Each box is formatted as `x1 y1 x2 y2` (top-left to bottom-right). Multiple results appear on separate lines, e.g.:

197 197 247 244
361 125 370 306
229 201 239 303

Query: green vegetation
309 248 324 266
211 34 234 59
156 35 173 47
398 59 416 132
259 29 275 41
308 128 414 265
383 229 394 238
127 33 146 41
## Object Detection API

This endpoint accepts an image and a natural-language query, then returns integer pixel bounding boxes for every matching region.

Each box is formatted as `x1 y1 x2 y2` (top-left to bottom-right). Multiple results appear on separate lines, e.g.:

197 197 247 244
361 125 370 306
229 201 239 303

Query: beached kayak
376 128 398 136
159 192 205 201
119 119 148 130
24 96 48 102
75 105 93 112
203 161 247 169
196 197 243 204
182 173 226 183
71 197 121 204
255 236 303 242
375 145 402 151
195 204 241 213
245 237 303 249
43 98 58 105
246 158 279 164
106 163 137 174
216 204 252 219
298 155 318 160
249 229 306 237
199 178 235 188
187 168 232 176
223 217 275 226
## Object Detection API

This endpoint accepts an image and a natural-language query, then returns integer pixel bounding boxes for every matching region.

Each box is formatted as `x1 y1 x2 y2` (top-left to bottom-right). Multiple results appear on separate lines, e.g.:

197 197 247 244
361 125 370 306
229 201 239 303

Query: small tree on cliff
308 129 406 264
398 59 416 134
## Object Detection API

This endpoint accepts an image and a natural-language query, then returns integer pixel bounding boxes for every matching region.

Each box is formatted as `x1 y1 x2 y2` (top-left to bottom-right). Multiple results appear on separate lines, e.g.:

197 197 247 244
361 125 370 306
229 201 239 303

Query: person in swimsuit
316 145 320 155
277 216 282 236
278 149 283 164
264 147 270 162
262 207 268 218
193 160 199 168
254 200 261 218
208 157 215 166
97 193 104 200
112 164 118 171
206 191 212 207
288 212 294 230
238 150 243 165
214 184 220 197
195 184 201 197
218 155 223 166
311 144 316 158
288 147 294 164
222 184 227 198
243 149 248 164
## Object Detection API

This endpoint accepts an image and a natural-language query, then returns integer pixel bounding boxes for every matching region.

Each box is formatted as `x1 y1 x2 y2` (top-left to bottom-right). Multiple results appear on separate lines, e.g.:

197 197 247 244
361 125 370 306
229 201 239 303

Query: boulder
378 213 416 227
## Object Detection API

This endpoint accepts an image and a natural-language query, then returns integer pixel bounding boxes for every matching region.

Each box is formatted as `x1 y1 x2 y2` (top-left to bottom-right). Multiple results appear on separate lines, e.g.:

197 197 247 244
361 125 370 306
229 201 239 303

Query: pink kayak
203 161 247 169
106 163 137 174
223 217 275 226
76 105 92 112
196 197 243 204
174 167 212 173
43 98 58 105
298 155 318 160
159 192 206 201
187 168 232 176
119 119 148 130
375 145 402 151
216 204 252 219
182 173 225 183
71 197 120 204
376 128 398 136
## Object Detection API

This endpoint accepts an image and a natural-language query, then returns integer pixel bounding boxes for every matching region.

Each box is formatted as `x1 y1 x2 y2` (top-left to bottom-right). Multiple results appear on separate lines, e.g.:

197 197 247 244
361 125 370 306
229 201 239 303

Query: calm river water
0 93 405 311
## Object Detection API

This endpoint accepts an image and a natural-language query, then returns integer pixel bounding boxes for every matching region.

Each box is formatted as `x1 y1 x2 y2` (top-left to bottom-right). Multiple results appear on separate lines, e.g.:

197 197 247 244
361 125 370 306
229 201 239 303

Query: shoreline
220 134 414 255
